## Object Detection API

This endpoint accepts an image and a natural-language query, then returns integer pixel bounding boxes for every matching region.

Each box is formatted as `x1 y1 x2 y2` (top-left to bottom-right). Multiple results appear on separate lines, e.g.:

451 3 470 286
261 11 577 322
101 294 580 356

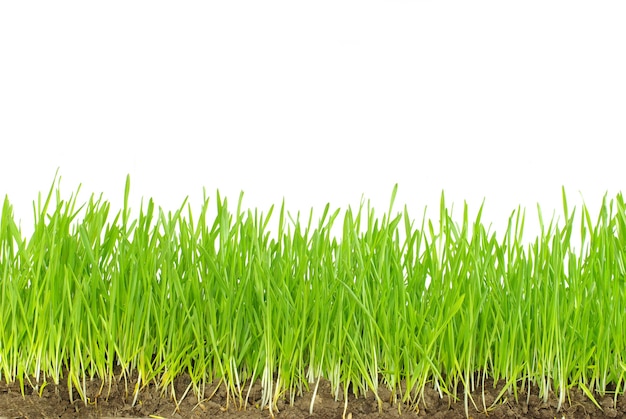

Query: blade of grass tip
537 202 545 238
562 186 568 224
439 191 446 260
32 173 59 237
278 198 285 249
387 184 398 226
123 174 131 230
516 205 525 247
581 196 593 242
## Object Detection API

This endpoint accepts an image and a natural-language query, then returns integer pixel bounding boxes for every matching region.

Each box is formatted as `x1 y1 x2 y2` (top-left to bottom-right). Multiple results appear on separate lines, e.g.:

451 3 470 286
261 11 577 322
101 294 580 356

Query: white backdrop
1 1 625 246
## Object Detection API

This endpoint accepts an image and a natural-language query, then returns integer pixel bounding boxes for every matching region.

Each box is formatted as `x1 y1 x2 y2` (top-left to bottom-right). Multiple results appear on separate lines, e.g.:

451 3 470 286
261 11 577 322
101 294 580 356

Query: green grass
1 175 625 416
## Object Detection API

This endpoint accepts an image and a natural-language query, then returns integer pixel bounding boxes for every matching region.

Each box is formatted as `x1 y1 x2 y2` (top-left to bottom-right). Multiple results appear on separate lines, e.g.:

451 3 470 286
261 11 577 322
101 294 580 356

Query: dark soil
1 373 624 418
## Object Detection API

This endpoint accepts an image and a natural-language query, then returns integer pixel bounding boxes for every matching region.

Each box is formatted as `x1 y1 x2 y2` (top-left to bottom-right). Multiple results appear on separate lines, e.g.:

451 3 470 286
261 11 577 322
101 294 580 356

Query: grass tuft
1 176 625 415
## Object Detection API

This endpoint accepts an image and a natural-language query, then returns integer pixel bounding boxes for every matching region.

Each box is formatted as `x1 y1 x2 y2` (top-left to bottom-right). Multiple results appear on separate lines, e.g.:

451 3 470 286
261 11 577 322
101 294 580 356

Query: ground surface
1 374 624 418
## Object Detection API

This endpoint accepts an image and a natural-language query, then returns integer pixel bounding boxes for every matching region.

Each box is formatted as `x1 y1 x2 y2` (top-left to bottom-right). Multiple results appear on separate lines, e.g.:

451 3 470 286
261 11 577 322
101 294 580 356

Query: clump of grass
1 175 625 417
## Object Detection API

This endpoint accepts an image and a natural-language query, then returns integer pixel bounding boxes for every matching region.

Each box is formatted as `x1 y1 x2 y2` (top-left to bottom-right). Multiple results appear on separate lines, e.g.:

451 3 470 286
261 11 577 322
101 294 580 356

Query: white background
1 1 625 245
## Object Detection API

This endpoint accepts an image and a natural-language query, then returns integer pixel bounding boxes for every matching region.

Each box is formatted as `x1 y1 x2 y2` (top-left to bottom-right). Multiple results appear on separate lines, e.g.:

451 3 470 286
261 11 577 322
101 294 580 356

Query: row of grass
1 176 625 415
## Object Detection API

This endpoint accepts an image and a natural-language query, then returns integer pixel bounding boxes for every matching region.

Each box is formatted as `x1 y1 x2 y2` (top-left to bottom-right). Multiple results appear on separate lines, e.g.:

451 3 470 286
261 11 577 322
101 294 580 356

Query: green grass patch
1 175 625 415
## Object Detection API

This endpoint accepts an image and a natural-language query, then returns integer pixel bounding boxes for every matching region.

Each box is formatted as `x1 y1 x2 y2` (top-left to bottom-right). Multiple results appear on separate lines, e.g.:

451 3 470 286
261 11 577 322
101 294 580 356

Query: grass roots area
1 177 626 416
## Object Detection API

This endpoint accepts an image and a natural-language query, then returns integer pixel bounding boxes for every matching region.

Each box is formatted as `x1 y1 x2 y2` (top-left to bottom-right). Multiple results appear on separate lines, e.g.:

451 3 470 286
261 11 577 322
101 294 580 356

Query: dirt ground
1 373 624 419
